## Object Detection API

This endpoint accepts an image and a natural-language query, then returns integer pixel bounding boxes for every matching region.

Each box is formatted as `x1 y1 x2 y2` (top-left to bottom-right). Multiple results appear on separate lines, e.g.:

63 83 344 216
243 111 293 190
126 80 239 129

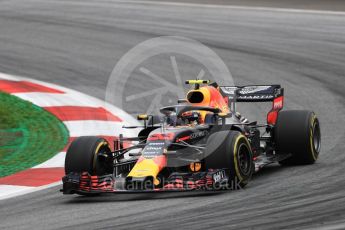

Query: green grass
0 92 69 177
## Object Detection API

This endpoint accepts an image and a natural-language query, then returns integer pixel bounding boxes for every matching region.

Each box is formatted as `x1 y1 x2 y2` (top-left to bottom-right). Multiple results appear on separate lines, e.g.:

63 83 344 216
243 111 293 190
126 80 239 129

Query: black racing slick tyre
275 110 321 165
205 131 254 189
65 136 113 176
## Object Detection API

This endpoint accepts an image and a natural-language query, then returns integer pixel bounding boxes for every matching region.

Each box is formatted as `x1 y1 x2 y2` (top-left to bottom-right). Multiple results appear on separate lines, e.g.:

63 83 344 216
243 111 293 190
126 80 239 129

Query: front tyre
65 136 113 176
205 131 254 189
275 110 321 165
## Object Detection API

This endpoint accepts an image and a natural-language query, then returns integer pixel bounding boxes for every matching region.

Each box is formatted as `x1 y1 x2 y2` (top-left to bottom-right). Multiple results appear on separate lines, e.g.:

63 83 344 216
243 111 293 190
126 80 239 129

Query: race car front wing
61 169 231 194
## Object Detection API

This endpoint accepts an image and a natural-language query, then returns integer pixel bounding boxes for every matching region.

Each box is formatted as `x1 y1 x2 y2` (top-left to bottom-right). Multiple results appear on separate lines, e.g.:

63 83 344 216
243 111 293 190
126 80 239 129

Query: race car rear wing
219 85 284 125
219 85 283 102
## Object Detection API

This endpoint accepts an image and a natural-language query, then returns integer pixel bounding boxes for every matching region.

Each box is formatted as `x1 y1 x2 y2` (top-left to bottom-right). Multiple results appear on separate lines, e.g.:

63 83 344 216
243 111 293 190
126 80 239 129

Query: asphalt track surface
1 0 345 229
140 0 345 11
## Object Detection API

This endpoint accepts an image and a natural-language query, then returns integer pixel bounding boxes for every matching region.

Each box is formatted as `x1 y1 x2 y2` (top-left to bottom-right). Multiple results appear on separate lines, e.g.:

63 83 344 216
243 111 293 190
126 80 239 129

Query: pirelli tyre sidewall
205 130 254 189
65 136 113 176
275 110 321 165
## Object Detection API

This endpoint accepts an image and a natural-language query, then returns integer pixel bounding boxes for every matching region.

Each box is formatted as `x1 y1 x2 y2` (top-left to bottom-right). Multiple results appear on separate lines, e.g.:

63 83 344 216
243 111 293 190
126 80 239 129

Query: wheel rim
237 143 251 175
312 121 321 154
94 142 113 175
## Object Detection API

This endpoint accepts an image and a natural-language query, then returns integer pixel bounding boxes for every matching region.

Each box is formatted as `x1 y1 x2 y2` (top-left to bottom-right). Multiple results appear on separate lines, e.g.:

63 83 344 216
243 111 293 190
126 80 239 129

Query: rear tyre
205 131 254 189
65 136 113 176
275 110 321 165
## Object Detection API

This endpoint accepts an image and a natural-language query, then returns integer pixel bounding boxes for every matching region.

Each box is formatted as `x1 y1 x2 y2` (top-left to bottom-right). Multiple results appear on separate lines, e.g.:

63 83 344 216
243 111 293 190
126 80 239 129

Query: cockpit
160 105 221 127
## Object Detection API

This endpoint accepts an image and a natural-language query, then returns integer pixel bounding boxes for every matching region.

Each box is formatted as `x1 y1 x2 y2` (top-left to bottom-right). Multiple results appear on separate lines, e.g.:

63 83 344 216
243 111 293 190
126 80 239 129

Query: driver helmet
181 111 201 125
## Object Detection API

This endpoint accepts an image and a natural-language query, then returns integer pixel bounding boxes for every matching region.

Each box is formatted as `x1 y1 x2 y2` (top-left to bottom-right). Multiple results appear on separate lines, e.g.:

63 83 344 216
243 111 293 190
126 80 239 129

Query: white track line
0 185 36 200
0 182 62 200
0 73 21 81
114 0 345 15
33 152 66 168
64 120 127 136
13 92 103 107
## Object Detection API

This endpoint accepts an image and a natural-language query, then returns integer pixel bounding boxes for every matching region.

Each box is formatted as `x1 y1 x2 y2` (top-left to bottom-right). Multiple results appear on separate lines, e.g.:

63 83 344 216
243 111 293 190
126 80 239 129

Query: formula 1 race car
62 80 321 195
